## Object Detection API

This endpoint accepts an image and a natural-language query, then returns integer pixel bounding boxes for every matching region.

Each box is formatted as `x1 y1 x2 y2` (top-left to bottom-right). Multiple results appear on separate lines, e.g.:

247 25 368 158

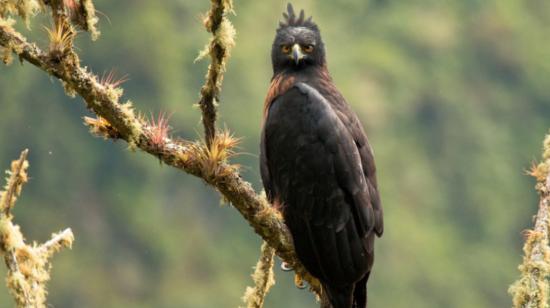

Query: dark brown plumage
260 4 383 308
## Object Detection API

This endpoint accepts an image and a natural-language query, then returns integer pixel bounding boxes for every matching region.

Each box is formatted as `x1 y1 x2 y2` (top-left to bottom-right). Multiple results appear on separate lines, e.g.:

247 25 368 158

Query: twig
509 132 550 308
197 0 235 147
40 228 75 257
0 149 29 216
0 150 74 308
0 0 321 298
242 242 276 308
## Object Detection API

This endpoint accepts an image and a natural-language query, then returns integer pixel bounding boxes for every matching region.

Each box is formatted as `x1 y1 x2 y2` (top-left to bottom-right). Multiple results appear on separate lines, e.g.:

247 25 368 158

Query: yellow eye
281 45 291 53
303 45 314 53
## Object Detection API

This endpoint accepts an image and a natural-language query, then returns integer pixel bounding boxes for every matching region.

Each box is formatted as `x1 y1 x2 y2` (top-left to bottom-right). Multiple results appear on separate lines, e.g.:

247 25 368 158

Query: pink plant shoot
146 111 173 149
99 69 129 88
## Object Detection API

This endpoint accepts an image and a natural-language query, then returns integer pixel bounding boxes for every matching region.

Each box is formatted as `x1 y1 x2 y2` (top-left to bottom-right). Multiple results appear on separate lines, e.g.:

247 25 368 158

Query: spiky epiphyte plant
208 129 240 162
44 21 74 60
144 111 173 151
99 69 129 89
97 69 128 102
191 129 240 178
528 160 549 183
84 116 121 140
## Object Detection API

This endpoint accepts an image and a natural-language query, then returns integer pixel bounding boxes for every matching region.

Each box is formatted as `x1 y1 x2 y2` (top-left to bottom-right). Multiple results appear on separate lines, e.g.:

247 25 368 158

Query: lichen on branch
0 0 42 28
242 242 276 308
0 150 74 308
509 132 550 308
196 0 236 147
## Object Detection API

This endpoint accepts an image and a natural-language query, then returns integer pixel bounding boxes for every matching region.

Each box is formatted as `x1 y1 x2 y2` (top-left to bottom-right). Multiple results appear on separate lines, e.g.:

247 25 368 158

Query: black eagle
260 4 384 308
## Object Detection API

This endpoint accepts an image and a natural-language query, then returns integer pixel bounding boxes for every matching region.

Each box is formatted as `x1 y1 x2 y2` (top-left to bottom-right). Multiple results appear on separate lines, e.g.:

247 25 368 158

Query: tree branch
0 150 29 216
0 0 321 299
0 150 74 308
242 242 276 308
197 0 235 147
509 132 550 308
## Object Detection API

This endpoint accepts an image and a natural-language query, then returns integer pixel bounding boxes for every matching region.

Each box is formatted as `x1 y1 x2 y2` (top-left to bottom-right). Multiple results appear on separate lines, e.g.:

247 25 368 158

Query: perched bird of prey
260 4 383 308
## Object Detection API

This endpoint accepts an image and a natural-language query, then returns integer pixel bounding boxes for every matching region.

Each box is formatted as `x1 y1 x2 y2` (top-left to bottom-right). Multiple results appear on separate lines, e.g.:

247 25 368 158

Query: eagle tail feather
323 283 353 308
352 273 369 308
323 272 369 308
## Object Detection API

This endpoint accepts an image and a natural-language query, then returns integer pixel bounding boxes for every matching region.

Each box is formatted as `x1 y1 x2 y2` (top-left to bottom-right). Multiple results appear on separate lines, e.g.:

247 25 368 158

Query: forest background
1 1 549 307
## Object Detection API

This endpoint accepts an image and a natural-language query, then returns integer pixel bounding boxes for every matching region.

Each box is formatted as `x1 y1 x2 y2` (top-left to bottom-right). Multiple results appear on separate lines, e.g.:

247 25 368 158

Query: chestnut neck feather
263 65 337 119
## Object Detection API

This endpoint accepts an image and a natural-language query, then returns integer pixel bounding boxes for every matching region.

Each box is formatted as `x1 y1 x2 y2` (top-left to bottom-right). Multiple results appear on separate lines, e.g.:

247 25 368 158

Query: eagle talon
280 261 293 271
294 274 307 289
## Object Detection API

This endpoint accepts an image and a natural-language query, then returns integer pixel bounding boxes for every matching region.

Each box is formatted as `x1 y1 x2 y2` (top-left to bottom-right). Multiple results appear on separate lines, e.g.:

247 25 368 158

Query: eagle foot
280 261 293 271
294 274 307 289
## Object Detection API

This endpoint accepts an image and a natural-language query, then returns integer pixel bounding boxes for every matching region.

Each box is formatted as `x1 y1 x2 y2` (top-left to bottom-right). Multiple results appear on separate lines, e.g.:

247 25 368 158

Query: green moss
543 132 550 162
80 0 100 40
241 242 275 308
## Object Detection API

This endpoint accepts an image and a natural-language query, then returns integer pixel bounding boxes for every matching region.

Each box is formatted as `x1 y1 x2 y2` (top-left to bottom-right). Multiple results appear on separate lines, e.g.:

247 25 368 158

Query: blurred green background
1 0 550 307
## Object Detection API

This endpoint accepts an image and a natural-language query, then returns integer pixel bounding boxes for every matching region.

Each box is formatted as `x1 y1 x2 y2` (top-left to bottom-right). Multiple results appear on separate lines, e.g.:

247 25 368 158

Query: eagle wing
260 83 378 285
330 96 384 237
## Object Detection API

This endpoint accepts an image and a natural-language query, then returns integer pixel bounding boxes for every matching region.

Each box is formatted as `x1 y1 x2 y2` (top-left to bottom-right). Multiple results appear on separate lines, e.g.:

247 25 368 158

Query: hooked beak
291 44 305 65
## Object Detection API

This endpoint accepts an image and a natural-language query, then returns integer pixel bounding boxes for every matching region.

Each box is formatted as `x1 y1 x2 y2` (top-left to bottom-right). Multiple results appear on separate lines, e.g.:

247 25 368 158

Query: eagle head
271 3 326 73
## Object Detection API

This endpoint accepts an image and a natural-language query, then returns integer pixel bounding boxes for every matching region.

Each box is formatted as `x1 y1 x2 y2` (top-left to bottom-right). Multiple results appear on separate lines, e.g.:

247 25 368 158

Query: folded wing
260 83 378 286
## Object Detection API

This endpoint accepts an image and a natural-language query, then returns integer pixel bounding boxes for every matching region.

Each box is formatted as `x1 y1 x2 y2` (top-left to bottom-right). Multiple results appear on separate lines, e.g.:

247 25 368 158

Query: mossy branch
509 132 550 308
0 0 322 299
0 150 74 308
242 242 276 308
196 0 236 147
